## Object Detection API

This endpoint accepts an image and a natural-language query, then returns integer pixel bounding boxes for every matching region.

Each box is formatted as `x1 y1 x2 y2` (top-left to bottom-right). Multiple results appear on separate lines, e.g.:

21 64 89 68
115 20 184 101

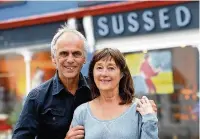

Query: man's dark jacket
12 72 91 139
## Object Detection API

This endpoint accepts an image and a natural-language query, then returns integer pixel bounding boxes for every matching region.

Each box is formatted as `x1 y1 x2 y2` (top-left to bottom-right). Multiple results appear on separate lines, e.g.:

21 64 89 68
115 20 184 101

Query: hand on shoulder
136 96 156 115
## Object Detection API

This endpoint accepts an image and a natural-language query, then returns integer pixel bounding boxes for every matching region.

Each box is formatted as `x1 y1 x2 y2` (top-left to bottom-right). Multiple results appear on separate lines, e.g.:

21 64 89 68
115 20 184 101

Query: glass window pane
124 46 199 139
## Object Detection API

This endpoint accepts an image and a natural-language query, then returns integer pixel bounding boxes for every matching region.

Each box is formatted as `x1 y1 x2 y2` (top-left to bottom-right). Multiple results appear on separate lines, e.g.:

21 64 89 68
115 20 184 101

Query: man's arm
136 96 159 139
65 126 84 139
149 99 157 113
12 89 40 139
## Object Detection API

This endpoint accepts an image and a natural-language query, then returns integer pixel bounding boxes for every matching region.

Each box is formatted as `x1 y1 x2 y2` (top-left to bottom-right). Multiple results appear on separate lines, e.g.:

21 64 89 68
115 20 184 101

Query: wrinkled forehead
58 32 83 43
55 32 84 49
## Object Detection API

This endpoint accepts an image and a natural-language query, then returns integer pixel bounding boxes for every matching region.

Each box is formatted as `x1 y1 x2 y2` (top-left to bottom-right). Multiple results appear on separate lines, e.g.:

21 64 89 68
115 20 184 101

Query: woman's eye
108 67 114 70
97 67 103 70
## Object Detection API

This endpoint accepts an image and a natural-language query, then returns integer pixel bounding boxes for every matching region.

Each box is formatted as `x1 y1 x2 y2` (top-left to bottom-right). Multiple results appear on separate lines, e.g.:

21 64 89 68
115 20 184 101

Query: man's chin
64 73 78 79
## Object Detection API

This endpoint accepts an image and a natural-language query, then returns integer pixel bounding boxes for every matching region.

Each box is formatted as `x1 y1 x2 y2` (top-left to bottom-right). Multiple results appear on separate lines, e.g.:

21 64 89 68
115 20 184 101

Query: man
13 25 157 139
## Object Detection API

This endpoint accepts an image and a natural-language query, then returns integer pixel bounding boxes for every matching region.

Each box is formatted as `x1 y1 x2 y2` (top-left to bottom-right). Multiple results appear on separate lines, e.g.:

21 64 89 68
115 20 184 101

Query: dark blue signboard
93 2 199 40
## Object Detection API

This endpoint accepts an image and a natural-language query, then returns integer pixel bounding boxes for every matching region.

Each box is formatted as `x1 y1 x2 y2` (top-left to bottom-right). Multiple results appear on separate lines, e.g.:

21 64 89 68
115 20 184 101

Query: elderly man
12 25 157 139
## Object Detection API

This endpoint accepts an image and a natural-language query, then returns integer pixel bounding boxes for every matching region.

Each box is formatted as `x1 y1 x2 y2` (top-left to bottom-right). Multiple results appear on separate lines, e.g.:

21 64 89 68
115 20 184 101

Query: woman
71 48 158 139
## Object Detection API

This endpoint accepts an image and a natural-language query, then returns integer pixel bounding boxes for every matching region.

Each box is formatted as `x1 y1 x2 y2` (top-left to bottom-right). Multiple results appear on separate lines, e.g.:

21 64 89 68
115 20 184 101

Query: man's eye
60 52 68 57
73 51 83 57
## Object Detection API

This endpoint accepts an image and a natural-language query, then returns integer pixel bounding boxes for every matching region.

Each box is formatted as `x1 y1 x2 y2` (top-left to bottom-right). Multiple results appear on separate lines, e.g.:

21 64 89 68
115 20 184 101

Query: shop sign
93 2 199 40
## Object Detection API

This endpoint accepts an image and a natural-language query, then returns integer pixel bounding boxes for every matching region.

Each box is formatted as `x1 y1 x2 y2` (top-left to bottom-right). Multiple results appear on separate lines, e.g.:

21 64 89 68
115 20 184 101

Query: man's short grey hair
50 24 88 58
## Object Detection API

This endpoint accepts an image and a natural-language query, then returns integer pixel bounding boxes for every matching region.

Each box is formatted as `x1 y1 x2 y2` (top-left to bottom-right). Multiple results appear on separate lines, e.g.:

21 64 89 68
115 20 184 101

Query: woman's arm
65 103 87 139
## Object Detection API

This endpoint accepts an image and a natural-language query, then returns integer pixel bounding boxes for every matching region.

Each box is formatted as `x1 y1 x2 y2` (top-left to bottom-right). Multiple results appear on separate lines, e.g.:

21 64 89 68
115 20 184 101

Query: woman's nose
101 68 109 76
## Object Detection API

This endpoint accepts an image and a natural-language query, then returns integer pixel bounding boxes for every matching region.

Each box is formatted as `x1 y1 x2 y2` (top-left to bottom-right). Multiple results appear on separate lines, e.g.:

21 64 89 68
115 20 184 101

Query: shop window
124 46 199 139
0 54 24 115
31 51 55 90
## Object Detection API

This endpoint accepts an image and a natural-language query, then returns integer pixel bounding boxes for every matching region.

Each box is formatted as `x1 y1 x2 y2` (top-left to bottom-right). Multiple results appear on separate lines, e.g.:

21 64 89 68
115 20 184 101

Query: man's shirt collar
52 71 89 96
78 73 90 89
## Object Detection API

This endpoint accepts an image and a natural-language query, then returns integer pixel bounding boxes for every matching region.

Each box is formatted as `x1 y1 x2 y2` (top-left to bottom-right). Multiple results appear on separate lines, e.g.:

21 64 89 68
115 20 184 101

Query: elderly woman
71 48 158 139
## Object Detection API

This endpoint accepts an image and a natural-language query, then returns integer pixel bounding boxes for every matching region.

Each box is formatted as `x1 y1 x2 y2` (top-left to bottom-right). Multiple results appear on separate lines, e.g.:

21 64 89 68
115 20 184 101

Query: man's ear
51 56 56 67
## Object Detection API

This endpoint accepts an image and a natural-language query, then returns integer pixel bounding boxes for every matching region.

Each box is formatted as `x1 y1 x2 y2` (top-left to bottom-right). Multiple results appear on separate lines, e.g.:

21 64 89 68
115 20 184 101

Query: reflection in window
31 51 55 89
0 54 24 114
0 51 55 129
124 46 199 139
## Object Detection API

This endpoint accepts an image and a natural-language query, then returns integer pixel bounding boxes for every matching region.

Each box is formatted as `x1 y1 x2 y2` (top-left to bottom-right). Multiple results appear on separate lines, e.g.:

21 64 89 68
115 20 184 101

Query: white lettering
127 12 139 32
143 11 155 31
176 6 191 27
159 8 170 29
94 4 195 38
112 15 124 34
97 17 109 36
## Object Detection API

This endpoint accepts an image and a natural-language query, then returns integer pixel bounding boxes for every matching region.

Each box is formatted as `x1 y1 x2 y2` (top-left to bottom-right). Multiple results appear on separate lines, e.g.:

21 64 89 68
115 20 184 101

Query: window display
125 50 174 94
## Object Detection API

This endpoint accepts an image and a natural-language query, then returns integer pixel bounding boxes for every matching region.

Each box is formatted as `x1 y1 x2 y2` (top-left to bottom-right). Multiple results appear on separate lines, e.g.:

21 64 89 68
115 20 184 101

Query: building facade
0 1 199 138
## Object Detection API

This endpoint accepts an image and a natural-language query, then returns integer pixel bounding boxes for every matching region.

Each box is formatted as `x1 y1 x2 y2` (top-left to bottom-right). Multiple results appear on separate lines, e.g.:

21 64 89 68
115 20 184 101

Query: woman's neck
98 89 121 104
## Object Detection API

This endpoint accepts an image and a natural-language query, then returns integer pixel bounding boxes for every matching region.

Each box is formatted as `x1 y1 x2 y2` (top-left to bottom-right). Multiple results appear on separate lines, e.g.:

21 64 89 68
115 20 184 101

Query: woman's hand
136 96 155 115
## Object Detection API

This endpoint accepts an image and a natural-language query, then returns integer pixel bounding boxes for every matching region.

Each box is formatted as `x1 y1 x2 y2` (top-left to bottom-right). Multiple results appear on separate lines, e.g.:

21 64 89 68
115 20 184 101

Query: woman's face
93 58 122 92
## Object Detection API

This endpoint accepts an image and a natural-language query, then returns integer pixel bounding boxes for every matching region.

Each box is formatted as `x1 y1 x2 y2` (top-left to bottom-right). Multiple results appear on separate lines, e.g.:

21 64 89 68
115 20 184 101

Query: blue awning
0 1 78 21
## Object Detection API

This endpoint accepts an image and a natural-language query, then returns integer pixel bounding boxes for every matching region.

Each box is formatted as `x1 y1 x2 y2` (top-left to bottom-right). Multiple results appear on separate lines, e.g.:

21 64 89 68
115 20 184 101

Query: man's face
52 32 86 81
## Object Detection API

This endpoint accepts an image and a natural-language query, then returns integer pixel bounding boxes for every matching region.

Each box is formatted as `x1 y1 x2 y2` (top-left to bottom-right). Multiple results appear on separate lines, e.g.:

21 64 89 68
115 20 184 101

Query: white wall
95 28 199 53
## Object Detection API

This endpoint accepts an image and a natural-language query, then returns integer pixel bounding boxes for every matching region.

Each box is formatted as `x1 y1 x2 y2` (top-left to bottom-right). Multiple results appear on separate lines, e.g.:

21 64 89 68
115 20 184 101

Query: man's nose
66 53 75 63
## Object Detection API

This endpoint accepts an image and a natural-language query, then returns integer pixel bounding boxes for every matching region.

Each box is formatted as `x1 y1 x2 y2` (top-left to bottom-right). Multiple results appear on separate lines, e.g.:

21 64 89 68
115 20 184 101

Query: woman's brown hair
88 48 135 105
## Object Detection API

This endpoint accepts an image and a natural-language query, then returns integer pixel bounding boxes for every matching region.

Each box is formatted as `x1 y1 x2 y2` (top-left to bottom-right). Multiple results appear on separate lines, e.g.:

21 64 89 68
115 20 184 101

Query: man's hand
137 96 157 114
65 125 84 139
149 99 157 113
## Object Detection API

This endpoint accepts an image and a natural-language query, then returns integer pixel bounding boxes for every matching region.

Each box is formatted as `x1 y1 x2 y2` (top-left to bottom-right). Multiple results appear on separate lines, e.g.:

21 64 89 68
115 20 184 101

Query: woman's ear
120 73 124 79
83 56 86 64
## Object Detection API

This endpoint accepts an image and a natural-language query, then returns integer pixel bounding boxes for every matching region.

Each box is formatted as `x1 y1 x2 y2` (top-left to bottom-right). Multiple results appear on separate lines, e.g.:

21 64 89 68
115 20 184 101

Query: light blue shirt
71 101 158 139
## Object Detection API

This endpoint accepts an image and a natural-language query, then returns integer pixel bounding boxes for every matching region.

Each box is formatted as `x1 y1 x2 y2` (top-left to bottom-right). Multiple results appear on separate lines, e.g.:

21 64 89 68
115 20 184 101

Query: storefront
0 1 199 138
85 1 199 139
